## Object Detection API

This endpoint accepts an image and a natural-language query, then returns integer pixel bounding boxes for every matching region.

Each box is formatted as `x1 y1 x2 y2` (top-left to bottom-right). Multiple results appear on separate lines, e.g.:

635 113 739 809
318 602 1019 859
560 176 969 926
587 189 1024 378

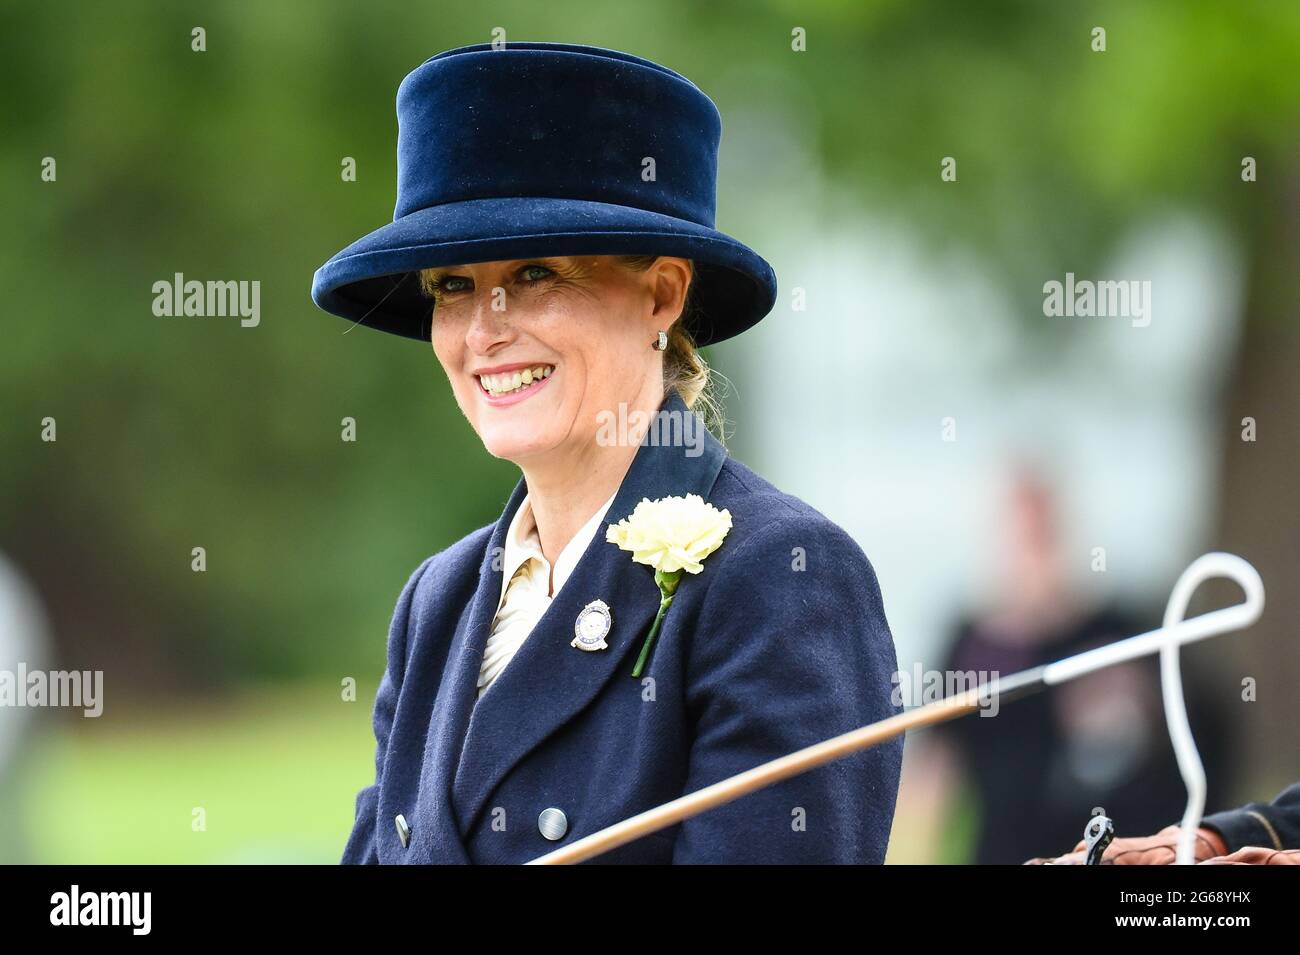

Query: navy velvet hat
311 41 777 347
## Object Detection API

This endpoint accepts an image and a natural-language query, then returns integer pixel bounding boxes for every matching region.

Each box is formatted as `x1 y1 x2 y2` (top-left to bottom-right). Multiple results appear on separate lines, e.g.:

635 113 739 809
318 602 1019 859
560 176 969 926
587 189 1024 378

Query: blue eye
431 266 549 301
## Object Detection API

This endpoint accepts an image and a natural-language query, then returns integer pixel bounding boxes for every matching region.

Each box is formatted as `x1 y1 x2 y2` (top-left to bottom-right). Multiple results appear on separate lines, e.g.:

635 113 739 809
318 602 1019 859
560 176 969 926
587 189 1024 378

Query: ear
646 257 693 331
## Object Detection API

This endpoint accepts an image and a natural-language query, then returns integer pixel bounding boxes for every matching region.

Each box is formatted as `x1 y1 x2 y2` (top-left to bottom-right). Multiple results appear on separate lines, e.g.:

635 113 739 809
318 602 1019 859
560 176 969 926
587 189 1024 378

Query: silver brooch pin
572 599 612 652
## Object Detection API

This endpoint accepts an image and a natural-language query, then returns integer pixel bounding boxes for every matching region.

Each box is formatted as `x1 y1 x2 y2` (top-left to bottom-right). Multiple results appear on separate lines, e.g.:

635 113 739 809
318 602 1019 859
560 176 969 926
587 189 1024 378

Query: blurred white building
709 78 1244 669
725 207 1243 670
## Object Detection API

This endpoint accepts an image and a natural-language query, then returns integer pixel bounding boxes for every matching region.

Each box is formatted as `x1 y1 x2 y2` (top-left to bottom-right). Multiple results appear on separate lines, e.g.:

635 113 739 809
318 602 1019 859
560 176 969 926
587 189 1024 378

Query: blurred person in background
911 468 1232 864
0 551 51 863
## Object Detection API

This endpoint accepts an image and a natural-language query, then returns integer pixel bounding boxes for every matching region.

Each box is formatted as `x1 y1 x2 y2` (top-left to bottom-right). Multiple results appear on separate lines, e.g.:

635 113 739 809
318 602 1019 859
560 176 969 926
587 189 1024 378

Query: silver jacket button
395 813 411 849
537 807 568 841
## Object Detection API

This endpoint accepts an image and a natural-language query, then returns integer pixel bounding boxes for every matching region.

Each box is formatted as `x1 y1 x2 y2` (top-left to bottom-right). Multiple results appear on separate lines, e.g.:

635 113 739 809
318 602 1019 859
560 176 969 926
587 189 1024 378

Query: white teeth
478 365 554 397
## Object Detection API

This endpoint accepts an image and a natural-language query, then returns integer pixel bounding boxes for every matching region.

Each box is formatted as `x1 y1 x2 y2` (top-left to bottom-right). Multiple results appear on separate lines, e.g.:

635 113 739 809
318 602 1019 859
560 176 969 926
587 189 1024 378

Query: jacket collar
493 487 619 621
430 387 728 844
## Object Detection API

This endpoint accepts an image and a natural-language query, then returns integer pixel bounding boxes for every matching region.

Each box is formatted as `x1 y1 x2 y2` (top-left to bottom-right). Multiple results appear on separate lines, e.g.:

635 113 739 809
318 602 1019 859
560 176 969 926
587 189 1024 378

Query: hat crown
393 42 722 227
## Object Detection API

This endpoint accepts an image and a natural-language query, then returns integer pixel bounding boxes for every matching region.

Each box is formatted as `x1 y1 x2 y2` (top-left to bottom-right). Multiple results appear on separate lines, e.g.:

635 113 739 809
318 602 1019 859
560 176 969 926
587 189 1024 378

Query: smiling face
425 255 691 464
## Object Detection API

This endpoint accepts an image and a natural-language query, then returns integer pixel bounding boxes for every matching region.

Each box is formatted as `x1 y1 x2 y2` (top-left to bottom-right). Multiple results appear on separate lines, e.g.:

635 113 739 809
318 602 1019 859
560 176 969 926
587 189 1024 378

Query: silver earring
653 330 668 351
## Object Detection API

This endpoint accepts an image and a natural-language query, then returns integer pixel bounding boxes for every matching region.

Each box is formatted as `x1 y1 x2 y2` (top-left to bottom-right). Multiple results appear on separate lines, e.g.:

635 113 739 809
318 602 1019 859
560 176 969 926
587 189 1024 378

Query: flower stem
631 593 675 678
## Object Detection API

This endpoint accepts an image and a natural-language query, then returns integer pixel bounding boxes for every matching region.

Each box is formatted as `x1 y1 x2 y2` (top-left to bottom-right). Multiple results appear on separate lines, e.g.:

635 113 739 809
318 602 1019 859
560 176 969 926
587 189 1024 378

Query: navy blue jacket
343 390 904 863
1203 782 1300 852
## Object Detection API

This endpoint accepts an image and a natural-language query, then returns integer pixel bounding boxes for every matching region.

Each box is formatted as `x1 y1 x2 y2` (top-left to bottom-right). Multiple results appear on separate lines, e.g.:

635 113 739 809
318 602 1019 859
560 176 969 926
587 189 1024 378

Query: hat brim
311 196 776 347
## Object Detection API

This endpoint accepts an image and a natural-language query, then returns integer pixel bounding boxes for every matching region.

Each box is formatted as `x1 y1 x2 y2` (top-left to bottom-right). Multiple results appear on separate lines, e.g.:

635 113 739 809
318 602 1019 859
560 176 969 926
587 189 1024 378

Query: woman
312 41 903 864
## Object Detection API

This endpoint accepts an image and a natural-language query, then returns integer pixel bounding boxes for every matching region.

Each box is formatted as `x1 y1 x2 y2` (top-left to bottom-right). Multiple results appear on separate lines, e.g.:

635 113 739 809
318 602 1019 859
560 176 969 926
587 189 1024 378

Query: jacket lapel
449 388 728 836
410 475 527 864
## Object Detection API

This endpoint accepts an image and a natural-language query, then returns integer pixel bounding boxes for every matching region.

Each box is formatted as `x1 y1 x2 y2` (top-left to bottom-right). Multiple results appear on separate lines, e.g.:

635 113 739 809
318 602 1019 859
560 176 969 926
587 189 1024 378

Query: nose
464 288 515 355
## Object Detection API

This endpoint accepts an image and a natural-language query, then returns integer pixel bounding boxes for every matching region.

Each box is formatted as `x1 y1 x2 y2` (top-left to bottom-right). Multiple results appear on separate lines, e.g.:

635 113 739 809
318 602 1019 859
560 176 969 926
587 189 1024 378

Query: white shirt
476 490 618 699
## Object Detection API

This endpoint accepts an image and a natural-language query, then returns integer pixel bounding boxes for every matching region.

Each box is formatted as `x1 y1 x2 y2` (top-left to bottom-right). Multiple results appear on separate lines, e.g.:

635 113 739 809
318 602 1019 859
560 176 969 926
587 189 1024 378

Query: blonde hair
416 255 725 440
